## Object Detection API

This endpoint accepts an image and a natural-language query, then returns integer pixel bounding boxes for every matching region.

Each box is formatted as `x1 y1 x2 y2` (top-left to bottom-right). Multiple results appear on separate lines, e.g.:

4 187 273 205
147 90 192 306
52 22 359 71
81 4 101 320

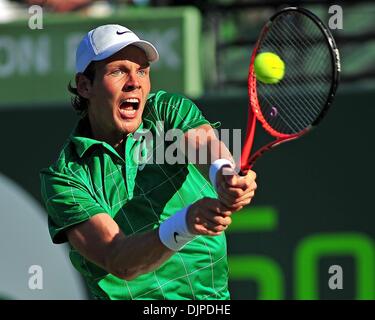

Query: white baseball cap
75 24 159 73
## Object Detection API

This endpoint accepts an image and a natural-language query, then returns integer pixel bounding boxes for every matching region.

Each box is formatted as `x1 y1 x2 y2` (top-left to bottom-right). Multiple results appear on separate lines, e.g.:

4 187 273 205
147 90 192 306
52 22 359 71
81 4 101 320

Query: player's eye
137 69 147 77
110 69 125 76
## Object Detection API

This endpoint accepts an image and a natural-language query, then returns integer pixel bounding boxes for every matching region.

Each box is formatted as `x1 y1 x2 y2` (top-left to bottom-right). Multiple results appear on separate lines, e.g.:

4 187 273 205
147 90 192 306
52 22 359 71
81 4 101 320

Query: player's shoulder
41 116 96 178
40 137 82 179
148 90 195 107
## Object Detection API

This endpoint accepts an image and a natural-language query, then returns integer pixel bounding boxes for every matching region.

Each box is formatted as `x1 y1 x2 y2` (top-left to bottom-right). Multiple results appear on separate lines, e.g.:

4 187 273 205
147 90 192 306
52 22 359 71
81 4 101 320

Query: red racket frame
239 7 340 174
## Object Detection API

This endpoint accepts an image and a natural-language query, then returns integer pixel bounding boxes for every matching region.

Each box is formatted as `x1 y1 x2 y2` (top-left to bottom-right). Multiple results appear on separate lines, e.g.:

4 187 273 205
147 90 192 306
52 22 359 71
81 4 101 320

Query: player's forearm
183 125 235 181
106 229 174 281
194 140 234 183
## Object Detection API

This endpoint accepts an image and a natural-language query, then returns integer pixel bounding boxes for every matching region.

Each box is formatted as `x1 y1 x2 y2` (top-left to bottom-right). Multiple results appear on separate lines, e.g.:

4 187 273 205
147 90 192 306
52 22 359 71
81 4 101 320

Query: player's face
88 45 151 140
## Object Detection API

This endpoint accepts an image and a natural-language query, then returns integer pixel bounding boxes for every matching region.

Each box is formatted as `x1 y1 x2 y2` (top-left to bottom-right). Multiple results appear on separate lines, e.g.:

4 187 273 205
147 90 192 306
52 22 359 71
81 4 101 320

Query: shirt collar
70 117 144 159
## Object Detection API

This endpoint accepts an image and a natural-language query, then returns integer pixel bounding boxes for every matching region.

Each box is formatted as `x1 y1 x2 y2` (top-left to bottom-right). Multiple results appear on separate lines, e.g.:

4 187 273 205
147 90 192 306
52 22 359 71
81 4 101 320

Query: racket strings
278 21 332 88
263 20 328 125
264 21 330 130
256 11 333 135
284 21 333 89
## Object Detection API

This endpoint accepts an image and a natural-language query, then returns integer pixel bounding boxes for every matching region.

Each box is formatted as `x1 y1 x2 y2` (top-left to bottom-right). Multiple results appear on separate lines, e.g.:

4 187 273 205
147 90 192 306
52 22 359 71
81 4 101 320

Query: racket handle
239 166 252 177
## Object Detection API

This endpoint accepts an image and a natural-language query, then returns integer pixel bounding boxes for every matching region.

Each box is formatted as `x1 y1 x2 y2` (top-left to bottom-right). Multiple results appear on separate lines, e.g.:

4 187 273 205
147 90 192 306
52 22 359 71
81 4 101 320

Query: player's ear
76 73 92 99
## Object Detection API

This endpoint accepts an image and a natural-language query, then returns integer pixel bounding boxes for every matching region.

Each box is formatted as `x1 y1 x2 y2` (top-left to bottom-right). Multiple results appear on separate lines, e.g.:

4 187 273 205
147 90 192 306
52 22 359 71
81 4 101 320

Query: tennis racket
239 6 341 174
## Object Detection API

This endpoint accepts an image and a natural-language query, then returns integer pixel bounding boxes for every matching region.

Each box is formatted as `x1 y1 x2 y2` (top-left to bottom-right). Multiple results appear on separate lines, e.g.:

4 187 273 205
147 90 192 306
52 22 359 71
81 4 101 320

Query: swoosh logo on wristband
173 232 179 243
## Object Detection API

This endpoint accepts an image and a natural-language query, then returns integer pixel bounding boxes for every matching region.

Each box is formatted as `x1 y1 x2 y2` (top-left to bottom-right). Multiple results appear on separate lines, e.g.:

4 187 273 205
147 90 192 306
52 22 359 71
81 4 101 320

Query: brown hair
67 62 96 116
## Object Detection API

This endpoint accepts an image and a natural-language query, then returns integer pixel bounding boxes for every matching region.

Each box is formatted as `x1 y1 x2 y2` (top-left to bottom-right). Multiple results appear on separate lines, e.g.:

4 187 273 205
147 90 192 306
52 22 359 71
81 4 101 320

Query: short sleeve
151 91 220 133
40 169 106 244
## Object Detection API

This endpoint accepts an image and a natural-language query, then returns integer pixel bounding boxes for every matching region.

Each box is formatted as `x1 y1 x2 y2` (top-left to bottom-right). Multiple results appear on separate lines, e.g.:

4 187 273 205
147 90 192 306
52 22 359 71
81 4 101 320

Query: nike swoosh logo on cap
116 31 132 35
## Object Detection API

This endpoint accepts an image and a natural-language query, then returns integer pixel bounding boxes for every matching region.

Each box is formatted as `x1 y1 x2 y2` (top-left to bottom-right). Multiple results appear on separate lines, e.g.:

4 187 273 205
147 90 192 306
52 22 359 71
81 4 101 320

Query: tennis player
40 24 257 300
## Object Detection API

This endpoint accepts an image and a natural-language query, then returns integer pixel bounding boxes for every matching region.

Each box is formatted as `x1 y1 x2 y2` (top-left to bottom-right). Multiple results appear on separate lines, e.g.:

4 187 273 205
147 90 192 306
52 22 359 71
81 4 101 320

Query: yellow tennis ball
254 52 285 84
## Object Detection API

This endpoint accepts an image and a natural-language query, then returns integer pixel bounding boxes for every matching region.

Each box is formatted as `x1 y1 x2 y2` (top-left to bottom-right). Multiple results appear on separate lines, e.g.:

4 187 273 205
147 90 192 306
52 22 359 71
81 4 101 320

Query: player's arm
182 124 257 211
66 213 172 280
66 197 232 281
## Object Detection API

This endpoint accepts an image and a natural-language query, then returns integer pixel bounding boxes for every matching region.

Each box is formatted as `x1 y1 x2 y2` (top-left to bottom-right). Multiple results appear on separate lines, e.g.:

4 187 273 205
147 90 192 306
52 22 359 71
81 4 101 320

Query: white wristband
209 159 234 191
159 206 196 251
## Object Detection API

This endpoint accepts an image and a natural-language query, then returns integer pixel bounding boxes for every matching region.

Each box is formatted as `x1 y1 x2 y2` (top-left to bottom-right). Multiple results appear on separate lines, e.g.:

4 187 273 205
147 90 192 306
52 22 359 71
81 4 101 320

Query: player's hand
186 198 233 236
215 167 257 212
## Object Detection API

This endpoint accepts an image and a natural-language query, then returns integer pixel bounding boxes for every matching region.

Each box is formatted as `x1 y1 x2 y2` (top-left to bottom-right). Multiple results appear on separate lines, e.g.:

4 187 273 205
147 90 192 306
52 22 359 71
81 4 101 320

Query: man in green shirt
40 24 257 300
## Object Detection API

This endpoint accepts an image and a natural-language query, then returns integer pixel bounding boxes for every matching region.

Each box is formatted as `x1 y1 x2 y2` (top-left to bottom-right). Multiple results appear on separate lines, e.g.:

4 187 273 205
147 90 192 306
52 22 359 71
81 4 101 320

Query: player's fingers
216 196 247 212
205 213 232 227
227 170 257 190
246 170 257 181
220 192 255 211
227 180 257 198
219 185 246 200
193 203 232 227
235 176 256 191
190 213 218 235
231 205 244 213
207 222 228 233
231 197 254 208
242 179 257 193
231 189 256 204
224 173 241 187
207 199 233 216
217 190 254 212
194 218 227 235
216 189 236 209
234 189 256 204
195 197 232 217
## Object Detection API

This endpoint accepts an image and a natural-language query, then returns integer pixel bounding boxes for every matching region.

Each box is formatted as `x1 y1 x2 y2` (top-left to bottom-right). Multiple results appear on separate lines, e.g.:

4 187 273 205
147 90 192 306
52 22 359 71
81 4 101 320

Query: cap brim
92 40 159 64
131 41 159 63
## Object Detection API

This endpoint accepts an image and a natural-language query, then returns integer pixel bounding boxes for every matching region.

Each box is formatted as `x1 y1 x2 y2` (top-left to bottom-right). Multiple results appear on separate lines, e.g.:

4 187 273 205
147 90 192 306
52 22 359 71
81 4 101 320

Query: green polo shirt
40 90 230 300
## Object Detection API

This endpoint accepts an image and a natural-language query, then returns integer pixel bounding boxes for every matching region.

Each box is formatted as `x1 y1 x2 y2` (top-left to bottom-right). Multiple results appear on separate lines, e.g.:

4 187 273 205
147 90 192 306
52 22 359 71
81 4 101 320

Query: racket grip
239 167 252 177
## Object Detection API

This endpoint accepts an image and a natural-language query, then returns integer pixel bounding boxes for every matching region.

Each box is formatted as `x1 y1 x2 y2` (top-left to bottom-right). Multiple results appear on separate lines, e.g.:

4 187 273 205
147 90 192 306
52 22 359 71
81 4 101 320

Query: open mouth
119 98 140 119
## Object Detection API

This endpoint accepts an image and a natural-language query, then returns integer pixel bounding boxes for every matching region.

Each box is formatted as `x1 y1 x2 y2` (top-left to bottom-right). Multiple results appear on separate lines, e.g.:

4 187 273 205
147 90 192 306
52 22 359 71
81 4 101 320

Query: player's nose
124 71 140 91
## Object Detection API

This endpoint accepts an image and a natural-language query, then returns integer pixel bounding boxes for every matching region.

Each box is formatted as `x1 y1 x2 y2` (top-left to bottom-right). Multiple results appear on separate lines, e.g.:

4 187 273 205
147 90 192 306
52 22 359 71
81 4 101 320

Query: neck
87 116 125 156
